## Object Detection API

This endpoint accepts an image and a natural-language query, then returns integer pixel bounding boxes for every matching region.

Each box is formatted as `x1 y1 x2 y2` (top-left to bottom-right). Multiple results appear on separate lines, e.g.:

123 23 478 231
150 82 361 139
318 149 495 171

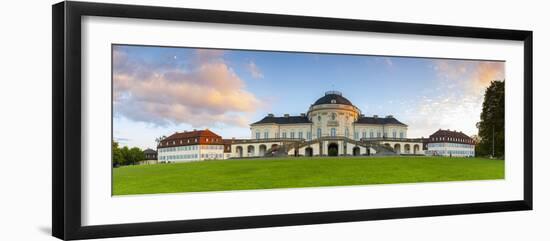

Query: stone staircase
264 138 398 157
364 141 398 156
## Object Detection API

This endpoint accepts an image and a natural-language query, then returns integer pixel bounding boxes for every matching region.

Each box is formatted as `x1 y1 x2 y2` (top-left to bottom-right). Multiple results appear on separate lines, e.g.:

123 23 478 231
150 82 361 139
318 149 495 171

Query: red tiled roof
158 129 223 148
428 129 474 144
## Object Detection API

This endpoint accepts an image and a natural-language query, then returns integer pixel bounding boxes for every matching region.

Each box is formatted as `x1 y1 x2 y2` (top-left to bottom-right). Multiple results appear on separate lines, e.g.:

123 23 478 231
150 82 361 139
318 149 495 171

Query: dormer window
331 99 336 104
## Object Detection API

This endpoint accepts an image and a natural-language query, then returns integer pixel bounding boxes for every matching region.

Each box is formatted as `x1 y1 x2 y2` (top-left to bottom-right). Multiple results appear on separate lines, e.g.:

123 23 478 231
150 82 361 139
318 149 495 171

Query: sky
113 45 505 149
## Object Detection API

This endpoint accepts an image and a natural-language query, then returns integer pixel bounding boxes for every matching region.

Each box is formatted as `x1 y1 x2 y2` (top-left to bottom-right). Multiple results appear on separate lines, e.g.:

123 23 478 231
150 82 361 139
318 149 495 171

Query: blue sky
113 45 504 149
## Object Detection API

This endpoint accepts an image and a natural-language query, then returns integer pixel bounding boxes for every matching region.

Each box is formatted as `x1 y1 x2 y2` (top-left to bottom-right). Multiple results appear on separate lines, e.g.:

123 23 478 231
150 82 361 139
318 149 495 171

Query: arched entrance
328 143 339 156
305 147 313 156
353 146 360 156
404 144 411 154
259 145 267 156
247 145 255 157
394 144 401 154
236 146 243 158
413 144 420 154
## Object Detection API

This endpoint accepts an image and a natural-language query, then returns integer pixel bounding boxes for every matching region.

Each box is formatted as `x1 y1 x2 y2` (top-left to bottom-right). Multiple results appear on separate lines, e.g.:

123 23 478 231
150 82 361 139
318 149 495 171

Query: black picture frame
52 1 533 240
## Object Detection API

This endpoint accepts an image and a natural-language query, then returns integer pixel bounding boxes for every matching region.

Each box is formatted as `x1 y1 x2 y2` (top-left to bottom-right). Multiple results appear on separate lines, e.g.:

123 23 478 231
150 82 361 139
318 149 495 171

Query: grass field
113 156 504 195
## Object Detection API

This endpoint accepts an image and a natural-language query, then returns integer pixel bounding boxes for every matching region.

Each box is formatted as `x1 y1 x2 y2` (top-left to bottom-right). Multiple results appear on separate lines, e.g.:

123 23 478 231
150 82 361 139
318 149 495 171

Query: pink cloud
113 48 262 128
403 59 505 137
433 59 504 93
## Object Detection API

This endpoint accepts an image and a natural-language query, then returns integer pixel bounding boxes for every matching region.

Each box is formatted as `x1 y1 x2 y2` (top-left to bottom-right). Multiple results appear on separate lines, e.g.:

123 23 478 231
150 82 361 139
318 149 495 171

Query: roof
252 115 312 125
312 91 353 106
355 116 407 126
143 148 157 154
429 129 472 140
158 129 224 148
163 129 221 141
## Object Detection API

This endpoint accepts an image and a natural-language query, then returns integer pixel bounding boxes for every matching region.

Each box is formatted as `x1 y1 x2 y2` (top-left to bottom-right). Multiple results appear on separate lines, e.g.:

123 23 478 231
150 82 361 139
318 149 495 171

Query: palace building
156 91 478 161
425 129 475 157
157 129 225 163
229 91 425 158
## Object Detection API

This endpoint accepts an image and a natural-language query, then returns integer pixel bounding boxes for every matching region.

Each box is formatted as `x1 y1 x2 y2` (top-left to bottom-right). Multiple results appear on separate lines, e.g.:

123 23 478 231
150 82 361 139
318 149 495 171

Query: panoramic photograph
111 44 505 196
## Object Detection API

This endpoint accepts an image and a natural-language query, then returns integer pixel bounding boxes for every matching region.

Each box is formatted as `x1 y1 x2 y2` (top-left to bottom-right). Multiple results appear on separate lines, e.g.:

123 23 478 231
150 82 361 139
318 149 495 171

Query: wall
0 0 548 241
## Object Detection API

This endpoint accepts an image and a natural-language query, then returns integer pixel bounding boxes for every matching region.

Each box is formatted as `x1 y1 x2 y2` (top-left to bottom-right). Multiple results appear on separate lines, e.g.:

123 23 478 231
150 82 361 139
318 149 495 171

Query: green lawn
113 156 504 195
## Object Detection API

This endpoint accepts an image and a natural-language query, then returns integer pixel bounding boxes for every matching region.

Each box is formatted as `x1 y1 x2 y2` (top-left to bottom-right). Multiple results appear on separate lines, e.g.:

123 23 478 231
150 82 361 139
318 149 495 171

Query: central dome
312 91 353 106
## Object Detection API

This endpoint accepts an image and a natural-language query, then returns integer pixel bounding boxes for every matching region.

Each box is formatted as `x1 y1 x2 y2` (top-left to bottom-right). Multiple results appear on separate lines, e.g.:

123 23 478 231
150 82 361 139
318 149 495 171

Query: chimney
360 114 364 117
386 115 393 118
284 114 290 117
300 113 306 117
267 113 274 117
373 115 378 118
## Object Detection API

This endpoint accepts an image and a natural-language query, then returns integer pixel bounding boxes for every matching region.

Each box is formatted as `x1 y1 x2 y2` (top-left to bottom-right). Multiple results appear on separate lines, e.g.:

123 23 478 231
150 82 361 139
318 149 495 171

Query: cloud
372 57 394 68
384 57 394 67
433 59 504 94
246 60 264 79
403 59 505 137
113 47 262 128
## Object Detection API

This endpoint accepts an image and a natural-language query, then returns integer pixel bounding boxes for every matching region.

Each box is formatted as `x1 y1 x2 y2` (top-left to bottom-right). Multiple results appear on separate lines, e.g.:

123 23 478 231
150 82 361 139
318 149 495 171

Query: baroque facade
230 91 425 157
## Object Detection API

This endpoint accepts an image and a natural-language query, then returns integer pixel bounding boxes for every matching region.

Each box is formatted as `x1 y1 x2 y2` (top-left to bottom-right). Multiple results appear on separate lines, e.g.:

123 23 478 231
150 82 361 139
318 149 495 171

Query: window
370 131 374 138
255 132 260 139
330 128 336 137
392 131 396 138
264 132 269 139
317 128 322 138
282 132 287 138
345 128 349 138
290 132 295 138
307 131 312 140
354 132 359 140
400 132 404 138
298 132 303 139
377 131 381 138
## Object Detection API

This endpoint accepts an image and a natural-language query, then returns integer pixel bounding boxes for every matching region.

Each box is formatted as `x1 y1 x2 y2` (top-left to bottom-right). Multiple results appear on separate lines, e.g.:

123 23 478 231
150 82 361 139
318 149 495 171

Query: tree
155 135 167 146
112 141 124 167
128 147 145 164
111 141 145 166
120 146 131 165
476 81 505 158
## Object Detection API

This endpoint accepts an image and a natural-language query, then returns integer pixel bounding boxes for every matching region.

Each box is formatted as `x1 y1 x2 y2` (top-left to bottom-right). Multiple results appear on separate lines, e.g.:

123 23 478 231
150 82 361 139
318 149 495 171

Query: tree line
476 80 505 159
112 141 146 167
